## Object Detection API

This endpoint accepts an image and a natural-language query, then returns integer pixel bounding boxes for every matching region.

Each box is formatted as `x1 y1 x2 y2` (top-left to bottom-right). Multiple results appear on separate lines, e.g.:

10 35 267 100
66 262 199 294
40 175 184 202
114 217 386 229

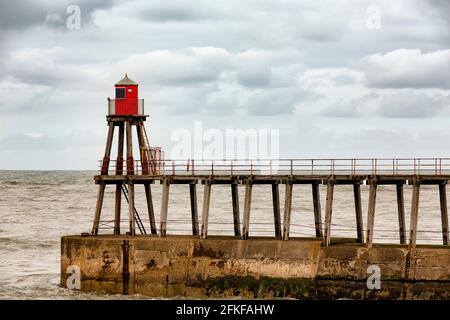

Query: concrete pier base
61 235 450 299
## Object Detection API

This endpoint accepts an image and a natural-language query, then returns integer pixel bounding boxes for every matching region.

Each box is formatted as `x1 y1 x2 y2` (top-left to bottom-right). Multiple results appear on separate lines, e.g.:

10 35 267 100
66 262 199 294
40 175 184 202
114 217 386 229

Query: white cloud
359 49 450 89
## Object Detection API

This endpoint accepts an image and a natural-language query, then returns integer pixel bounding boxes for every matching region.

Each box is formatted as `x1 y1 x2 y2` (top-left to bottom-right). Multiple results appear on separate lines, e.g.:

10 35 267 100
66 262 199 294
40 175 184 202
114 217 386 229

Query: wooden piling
114 124 124 235
439 183 449 245
116 123 124 174
201 179 211 239
100 122 115 175
283 179 293 240
323 180 334 246
366 180 377 248
189 183 199 236
231 181 241 237
409 179 420 250
125 121 134 175
242 180 253 240
144 183 157 234
396 182 406 245
114 183 122 235
312 183 323 238
160 179 170 237
353 182 364 243
127 181 136 236
136 123 149 175
91 182 106 235
272 183 282 238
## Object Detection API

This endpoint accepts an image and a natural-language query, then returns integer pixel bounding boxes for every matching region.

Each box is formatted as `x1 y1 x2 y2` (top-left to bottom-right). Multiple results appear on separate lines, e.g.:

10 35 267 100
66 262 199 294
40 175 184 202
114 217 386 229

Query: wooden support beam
144 183 157 234
312 183 323 238
201 179 211 238
366 180 377 248
231 182 241 237
114 183 122 235
322 180 335 246
101 123 115 175
353 183 364 243
114 124 125 235
272 183 282 238
283 179 293 240
242 180 253 240
159 179 170 237
127 181 136 236
91 182 106 235
136 123 149 175
125 121 134 175
396 182 406 245
439 183 449 245
408 180 420 250
189 183 199 236
116 123 124 175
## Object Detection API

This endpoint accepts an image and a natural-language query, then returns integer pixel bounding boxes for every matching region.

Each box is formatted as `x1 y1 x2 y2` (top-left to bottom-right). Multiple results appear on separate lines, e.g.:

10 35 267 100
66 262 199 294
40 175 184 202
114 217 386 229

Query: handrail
98 157 450 176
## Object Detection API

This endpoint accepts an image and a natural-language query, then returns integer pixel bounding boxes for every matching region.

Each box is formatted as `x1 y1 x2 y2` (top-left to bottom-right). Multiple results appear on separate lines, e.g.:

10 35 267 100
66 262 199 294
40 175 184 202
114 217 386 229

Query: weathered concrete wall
61 235 450 299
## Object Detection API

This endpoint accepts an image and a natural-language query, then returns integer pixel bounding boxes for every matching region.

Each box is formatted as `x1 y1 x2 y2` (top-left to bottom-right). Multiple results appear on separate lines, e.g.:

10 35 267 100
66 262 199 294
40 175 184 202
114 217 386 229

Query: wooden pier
92 157 450 248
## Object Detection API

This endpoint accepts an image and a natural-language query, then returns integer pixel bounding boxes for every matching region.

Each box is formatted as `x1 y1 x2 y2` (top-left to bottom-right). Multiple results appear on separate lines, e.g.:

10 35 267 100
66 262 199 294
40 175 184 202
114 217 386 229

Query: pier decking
92 158 450 248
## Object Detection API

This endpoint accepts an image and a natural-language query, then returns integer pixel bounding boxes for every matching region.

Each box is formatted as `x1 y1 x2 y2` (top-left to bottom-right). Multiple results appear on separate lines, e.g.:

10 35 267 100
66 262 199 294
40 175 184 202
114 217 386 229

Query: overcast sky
0 0 449 169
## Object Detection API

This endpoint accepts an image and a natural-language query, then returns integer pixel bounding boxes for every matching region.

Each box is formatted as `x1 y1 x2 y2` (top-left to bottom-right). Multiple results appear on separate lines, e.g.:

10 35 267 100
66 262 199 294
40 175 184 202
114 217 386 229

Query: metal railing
99 158 450 176
107 99 144 115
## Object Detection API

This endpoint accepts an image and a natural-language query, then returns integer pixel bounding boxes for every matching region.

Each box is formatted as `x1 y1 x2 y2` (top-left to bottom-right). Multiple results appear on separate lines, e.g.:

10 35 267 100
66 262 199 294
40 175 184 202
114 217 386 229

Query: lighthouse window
116 87 125 99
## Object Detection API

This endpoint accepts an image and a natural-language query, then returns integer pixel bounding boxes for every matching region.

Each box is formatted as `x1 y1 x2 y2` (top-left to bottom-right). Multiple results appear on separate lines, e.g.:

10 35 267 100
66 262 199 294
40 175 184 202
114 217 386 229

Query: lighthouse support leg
136 123 149 175
128 181 136 236
126 121 134 175
114 123 125 235
144 183 157 234
101 122 115 175
92 182 106 235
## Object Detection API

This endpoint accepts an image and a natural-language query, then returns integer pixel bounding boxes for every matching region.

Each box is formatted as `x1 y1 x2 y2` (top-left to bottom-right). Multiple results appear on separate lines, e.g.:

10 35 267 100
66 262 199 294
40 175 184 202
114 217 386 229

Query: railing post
172 161 175 175
311 159 314 175
192 159 195 176
290 159 293 176
231 160 234 175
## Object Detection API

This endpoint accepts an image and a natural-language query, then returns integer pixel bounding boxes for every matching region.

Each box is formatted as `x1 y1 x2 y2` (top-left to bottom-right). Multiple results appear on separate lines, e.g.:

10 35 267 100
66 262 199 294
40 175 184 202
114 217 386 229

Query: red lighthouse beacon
93 75 163 236
108 73 143 115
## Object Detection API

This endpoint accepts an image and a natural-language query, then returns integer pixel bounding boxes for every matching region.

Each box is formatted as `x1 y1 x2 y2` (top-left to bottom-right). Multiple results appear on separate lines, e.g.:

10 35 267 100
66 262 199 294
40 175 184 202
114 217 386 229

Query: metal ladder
142 123 157 175
121 184 147 235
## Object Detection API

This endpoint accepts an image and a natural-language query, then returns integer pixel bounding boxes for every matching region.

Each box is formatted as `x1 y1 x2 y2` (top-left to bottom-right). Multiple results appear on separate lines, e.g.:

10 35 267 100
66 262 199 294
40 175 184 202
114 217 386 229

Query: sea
0 171 446 299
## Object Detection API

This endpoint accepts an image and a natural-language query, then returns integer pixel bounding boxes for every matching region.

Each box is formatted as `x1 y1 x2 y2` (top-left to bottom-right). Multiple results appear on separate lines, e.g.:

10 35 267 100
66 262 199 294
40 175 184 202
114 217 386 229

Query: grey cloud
243 88 312 115
377 92 450 118
0 0 115 29
321 92 380 118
